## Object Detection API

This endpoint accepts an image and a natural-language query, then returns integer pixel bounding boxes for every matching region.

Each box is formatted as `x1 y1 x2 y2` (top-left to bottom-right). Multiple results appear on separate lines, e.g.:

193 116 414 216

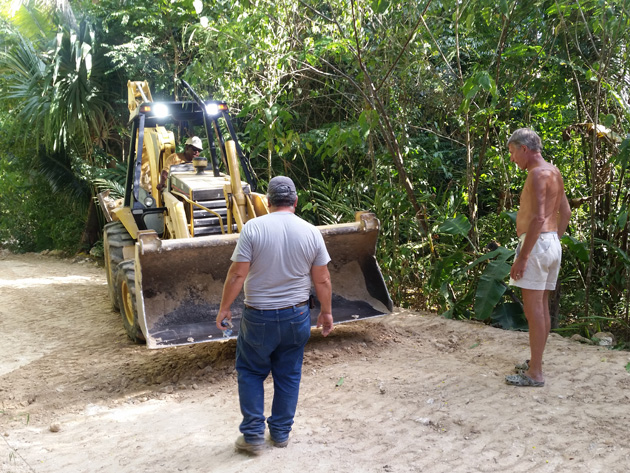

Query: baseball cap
267 176 296 198
185 136 203 150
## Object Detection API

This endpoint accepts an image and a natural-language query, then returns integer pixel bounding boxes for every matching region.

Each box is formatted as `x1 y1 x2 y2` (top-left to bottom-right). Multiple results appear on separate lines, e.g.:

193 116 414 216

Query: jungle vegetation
1 0 629 343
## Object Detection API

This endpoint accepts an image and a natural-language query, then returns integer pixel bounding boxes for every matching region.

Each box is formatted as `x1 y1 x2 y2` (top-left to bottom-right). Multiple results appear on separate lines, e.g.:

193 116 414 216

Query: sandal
514 360 530 371
505 372 544 387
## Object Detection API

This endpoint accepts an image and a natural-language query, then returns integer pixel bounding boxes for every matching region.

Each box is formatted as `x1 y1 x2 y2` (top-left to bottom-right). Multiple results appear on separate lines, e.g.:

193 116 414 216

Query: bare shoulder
530 163 562 184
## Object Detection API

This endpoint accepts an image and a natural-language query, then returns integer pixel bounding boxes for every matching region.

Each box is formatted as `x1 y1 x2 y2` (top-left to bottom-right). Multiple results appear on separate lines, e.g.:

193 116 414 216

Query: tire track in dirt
3 252 630 473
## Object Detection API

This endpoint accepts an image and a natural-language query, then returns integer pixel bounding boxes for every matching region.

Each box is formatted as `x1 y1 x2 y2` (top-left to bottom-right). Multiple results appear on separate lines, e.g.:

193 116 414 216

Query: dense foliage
1 0 629 342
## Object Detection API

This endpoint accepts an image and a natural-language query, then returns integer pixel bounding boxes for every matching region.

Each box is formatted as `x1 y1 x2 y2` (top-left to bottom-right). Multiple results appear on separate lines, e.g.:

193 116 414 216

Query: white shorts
509 232 562 291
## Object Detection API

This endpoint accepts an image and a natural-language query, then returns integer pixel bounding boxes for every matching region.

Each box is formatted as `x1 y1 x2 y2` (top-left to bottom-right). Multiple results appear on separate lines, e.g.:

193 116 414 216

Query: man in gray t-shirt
216 176 333 454
232 203 331 309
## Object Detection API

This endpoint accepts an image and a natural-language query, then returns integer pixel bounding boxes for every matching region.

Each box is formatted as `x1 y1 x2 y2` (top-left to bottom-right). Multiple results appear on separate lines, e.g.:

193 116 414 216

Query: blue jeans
236 305 311 444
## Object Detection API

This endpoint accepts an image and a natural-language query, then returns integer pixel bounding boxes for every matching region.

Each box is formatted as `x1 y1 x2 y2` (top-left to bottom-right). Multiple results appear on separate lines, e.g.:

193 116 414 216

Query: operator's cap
267 176 297 198
185 136 203 150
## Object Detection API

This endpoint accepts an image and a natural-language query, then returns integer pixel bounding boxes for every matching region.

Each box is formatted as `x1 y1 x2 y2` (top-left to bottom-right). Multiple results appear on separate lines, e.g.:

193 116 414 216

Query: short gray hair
508 128 542 152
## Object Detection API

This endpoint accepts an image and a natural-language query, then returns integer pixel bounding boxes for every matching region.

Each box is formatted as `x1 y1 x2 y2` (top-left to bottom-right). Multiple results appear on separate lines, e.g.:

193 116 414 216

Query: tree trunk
81 198 101 252
549 282 561 330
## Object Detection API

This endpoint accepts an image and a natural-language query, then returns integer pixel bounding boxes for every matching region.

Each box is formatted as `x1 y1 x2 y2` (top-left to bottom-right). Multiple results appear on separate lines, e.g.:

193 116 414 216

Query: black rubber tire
115 260 145 344
103 222 135 310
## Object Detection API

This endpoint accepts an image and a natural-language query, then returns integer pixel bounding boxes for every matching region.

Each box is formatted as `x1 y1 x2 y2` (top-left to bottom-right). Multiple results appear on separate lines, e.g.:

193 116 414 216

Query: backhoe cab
99 80 392 348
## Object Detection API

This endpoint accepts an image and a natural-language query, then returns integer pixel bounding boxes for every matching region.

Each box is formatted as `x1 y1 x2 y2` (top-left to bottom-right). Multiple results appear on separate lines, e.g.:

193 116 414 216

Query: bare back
516 163 566 236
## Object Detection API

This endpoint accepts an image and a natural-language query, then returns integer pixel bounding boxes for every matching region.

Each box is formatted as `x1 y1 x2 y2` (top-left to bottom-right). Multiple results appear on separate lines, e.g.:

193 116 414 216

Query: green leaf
561 235 589 263
491 303 528 330
437 214 471 236
372 0 390 14
602 114 616 128
441 307 455 319
478 72 492 90
474 260 511 320
483 259 511 279
463 247 514 273
336 377 345 387
594 237 630 266
462 78 479 100
501 211 517 224
626 363 630 373
477 71 498 99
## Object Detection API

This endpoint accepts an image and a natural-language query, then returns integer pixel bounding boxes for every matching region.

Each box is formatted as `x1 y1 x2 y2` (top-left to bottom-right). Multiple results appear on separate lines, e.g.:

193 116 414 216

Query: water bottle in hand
221 319 233 338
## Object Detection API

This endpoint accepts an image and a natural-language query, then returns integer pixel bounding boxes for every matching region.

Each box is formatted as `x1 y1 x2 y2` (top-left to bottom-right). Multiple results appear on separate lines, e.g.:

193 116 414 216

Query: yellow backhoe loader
99 80 392 348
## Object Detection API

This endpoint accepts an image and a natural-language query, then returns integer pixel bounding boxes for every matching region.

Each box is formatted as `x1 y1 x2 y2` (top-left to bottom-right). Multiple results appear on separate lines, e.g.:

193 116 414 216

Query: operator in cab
156 136 203 191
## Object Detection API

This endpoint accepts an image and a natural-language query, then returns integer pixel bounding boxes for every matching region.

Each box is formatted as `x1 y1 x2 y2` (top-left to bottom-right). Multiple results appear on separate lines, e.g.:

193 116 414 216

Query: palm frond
91 161 127 200
0 1 55 43
309 177 375 225
1 15 113 157
37 146 91 203
91 178 125 200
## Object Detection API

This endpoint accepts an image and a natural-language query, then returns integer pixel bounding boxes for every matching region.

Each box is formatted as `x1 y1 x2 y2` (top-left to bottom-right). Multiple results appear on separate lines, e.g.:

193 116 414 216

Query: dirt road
1 251 630 472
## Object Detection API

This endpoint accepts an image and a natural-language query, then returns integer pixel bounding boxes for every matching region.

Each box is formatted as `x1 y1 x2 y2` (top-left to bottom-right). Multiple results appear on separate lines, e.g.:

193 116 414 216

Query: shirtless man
504 128 571 387
156 136 202 191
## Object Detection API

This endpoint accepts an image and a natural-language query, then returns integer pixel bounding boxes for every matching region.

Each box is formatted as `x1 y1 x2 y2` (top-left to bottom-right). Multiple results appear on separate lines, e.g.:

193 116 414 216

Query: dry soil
1 251 630 473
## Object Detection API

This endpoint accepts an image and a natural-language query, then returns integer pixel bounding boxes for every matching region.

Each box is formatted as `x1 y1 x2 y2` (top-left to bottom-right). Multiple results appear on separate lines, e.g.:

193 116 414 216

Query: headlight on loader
144 196 156 208
153 103 169 118
206 103 219 116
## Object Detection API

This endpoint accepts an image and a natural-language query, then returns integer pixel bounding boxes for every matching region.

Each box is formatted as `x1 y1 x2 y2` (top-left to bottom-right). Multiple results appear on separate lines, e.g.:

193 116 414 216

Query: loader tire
103 222 135 310
116 260 145 344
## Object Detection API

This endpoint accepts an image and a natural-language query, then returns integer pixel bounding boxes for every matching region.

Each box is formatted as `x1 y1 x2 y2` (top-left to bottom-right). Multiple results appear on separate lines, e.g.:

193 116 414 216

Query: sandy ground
1 251 630 473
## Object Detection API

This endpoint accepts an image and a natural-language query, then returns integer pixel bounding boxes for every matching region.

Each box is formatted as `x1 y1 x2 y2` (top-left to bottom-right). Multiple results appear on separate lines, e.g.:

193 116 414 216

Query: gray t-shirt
231 211 331 309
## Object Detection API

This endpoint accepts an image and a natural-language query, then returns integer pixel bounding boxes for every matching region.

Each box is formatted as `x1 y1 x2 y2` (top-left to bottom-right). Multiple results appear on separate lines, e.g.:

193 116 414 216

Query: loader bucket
135 212 392 348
